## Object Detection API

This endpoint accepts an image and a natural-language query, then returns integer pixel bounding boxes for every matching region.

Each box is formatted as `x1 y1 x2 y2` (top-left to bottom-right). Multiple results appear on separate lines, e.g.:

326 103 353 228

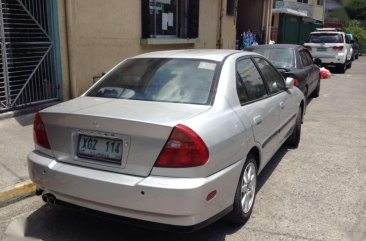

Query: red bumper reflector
206 190 217 201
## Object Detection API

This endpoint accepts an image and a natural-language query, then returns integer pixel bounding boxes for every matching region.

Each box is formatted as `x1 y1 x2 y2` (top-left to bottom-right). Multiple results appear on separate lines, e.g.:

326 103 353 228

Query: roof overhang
272 8 308 17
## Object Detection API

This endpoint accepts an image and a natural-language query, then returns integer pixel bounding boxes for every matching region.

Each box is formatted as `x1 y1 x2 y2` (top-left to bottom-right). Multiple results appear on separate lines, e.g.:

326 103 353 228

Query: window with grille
141 0 199 39
0 0 59 111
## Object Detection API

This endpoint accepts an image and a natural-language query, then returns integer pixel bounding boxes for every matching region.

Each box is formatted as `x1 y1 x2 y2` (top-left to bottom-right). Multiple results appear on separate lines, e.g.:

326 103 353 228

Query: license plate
77 135 123 164
317 47 327 52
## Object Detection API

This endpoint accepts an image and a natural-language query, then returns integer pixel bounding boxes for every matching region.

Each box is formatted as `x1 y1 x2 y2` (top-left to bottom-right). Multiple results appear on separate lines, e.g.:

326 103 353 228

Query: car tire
336 63 346 73
226 154 257 225
303 87 309 104
285 108 302 148
347 60 352 69
312 78 320 98
355 53 359 60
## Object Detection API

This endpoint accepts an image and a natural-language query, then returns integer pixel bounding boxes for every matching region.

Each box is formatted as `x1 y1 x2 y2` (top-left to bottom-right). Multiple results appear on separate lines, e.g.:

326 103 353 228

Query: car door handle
280 102 285 109
254 115 263 125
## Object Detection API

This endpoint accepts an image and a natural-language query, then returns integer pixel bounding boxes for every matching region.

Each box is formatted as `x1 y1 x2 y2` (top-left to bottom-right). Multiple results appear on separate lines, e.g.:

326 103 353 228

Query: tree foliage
343 21 366 52
345 0 366 20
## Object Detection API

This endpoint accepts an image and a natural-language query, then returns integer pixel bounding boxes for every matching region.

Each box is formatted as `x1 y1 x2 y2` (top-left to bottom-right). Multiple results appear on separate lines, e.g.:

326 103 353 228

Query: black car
346 34 360 60
245 44 320 101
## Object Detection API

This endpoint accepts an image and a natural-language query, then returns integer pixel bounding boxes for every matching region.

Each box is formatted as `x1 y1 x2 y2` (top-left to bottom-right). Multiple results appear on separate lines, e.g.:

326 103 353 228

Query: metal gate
0 0 59 112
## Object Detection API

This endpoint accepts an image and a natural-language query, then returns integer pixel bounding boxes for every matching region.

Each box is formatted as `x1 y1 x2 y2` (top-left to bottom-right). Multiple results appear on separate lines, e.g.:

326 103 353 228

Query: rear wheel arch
300 100 305 121
300 100 304 113
247 147 260 173
226 150 258 224
305 85 309 97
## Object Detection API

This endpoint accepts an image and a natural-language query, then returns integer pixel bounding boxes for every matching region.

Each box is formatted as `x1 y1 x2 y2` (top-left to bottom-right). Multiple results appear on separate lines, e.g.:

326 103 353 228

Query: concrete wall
270 13 280 42
57 0 70 100
308 0 325 22
312 4 325 22
218 0 237 49
56 0 235 99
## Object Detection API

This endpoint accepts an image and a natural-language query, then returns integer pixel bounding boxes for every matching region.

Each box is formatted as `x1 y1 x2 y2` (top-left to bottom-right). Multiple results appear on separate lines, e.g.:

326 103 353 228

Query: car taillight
333 46 343 51
33 112 50 149
154 124 209 168
294 79 300 87
305 46 312 51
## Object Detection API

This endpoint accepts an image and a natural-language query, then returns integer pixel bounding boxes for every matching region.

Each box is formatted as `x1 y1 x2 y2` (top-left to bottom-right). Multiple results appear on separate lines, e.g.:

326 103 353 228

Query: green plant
343 21 366 53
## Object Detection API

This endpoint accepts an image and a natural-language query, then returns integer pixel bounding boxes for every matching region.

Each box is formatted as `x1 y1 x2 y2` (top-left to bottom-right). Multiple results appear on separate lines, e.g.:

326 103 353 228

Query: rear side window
87 58 218 105
236 58 267 103
299 50 311 67
304 51 313 65
309 33 343 43
254 58 286 94
251 48 295 68
236 73 250 104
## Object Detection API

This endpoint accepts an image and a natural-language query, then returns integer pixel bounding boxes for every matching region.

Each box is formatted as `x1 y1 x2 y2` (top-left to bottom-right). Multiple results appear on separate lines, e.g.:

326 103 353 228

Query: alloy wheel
241 162 257 213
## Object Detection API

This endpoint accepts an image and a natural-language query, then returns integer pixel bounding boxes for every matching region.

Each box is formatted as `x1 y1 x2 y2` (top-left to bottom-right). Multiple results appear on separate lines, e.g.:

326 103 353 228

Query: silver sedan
28 49 305 231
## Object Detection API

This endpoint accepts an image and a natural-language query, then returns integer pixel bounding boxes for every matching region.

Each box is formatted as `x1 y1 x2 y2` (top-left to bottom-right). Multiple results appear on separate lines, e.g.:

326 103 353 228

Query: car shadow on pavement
14 113 34 127
256 147 288 192
5 202 243 241
306 96 315 108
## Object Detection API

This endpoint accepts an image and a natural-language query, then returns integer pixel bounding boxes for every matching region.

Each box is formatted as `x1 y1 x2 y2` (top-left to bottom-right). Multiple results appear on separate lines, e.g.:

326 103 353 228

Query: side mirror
285 77 294 89
350 39 355 44
314 58 322 66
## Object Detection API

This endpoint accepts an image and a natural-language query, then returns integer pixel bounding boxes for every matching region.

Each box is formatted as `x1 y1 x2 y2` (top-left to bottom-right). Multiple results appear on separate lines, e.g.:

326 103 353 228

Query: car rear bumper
311 53 347 65
28 151 241 227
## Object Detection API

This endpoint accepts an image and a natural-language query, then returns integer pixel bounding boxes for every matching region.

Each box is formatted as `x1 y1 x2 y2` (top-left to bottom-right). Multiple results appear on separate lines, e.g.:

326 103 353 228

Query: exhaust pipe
42 193 57 205
42 194 48 203
48 194 56 205
36 189 43 196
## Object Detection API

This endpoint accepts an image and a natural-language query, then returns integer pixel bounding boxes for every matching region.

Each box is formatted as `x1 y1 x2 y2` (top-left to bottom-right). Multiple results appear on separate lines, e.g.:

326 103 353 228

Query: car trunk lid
40 97 211 177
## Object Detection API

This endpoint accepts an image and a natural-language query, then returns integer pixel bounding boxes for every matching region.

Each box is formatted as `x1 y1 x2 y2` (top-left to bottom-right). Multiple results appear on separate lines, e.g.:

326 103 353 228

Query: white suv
304 28 353 73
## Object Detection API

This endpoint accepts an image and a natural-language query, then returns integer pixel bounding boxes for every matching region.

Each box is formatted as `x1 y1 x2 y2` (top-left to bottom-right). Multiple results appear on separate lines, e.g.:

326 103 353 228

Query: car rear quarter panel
151 94 251 179
151 54 255 179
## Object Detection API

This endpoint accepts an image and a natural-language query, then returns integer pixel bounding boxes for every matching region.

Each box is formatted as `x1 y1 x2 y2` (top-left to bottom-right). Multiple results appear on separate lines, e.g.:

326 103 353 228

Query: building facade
271 0 325 44
0 0 271 112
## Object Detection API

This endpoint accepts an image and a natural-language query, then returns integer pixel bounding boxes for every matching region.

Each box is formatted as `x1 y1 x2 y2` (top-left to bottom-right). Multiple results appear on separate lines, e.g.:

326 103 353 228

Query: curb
0 180 36 207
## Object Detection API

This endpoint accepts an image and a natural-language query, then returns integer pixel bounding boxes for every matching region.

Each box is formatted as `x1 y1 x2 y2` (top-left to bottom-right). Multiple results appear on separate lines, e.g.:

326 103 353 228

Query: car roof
246 44 300 50
132 49 256 62
310 31 344 34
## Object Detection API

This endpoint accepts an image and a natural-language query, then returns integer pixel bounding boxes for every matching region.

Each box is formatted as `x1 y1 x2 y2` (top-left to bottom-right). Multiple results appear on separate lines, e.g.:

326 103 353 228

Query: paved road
0 114 33 191
1 57 366 241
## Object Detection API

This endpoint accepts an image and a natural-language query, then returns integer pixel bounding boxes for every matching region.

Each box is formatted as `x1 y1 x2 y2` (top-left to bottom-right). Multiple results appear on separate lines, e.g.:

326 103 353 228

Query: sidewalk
0 113 36 206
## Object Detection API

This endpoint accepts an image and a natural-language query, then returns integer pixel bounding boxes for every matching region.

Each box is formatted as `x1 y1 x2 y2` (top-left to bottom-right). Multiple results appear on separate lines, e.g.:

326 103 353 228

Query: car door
344 33 353 61
253 57 298 147
299 49 317 96
234 57 280 166
303 49 319 93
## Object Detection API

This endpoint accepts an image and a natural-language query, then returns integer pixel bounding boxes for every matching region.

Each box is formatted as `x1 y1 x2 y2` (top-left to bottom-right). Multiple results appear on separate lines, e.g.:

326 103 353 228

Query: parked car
28 50 305 231
304 28 353 73
245 44 321 102
346 33 360 60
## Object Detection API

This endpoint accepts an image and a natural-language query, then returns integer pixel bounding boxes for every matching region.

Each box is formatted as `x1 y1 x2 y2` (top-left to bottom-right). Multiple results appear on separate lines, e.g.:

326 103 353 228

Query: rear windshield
86 58 219 105
251 48 294 68
309 33 343 43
